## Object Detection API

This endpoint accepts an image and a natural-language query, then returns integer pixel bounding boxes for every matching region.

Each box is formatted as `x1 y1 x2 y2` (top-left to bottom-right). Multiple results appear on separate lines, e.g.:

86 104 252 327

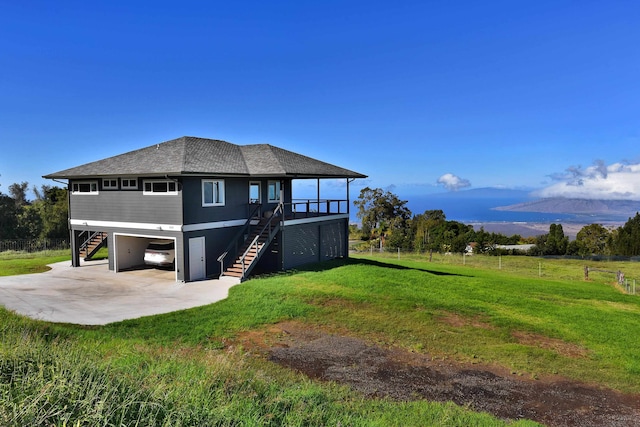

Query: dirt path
238 322 640 427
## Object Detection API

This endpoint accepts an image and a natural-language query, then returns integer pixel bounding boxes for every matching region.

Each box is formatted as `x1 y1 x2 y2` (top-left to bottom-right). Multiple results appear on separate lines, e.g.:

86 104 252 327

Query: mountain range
494 197 640 219
404 187 640 224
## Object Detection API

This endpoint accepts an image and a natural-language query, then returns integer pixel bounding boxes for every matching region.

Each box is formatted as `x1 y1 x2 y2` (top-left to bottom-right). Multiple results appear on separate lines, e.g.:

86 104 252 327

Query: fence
0 238 70 254
350 245 640 295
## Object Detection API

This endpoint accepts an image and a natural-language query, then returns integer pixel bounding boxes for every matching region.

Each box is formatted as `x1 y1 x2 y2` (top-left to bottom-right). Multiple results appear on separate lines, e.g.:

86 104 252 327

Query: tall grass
1 310 529 426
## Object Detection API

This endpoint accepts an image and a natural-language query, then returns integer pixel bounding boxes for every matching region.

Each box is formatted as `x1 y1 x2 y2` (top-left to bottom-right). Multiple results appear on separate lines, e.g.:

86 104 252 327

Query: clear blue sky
2 0 640 201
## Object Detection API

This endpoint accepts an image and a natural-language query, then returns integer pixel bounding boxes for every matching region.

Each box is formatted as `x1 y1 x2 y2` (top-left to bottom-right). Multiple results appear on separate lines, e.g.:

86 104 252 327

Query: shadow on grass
285 257 468 277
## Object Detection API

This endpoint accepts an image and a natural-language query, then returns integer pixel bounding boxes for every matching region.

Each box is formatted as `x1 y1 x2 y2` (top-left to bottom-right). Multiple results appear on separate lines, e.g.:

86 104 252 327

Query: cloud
534 160 640 200
437 173 471 191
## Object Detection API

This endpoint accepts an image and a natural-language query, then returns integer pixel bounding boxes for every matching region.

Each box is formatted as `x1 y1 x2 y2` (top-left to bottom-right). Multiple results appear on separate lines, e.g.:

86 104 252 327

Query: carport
113 233 178 281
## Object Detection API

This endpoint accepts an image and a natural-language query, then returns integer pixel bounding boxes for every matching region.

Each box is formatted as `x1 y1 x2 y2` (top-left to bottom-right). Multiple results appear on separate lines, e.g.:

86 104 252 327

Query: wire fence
351 245 640 295
0 238 70 254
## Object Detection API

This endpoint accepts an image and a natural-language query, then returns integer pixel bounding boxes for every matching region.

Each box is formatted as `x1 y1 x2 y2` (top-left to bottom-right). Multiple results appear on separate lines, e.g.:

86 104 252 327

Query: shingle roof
44 136 366 179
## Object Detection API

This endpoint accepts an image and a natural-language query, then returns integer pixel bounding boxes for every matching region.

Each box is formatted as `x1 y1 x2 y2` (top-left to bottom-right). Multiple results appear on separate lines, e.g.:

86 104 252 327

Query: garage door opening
113 234 177 281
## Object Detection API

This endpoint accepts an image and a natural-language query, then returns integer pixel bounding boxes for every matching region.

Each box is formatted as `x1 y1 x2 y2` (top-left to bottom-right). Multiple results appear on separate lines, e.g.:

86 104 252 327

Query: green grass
0 250 70 276
4 252 640 425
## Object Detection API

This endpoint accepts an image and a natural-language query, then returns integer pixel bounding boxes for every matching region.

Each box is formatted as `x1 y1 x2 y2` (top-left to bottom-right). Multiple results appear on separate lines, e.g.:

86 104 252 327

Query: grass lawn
0 249 70 276
2 252 640 425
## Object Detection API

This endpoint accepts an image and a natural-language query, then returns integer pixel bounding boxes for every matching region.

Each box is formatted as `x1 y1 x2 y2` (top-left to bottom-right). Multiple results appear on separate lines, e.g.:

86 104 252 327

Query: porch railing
287 199 348 219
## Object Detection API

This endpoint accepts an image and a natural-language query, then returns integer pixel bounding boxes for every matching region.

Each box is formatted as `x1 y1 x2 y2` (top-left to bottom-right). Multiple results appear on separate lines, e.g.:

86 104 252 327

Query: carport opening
114 234 177 280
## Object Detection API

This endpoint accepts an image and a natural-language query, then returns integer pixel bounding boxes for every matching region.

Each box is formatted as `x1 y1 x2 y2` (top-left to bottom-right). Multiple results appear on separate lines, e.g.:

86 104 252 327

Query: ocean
405 196 576 224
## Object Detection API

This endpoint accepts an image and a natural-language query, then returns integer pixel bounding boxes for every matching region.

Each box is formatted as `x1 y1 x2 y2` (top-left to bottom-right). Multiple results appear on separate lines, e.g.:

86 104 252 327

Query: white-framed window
249 181 261 204
202 179 225 206
121 178 138 190
102 178 118 190
268 180 281 202
72 181 99 195
143 180 178 195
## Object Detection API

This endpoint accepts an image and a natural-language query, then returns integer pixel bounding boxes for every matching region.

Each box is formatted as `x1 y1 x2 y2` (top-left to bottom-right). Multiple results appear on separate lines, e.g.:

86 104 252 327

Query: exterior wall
281 215 348 270
182 177 252 225
181 177 293 226
183 227 239 281
69 178 183 226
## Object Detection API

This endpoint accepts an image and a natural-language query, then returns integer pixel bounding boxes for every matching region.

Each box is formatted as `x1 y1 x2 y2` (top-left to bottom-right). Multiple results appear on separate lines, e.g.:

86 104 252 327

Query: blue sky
1 0 640 201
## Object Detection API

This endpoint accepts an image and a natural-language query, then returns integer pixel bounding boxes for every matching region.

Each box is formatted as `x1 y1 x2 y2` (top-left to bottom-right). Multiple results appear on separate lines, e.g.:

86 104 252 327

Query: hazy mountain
422 187 533 200
402 188 638 227
495 198 640 218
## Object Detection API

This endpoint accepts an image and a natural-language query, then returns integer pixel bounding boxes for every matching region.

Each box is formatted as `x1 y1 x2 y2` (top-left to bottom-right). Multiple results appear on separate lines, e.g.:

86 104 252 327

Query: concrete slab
0 260 240 325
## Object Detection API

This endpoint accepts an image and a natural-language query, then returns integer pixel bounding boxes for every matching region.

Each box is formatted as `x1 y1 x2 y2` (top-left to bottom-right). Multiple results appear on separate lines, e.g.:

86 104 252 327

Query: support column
71 229 81 267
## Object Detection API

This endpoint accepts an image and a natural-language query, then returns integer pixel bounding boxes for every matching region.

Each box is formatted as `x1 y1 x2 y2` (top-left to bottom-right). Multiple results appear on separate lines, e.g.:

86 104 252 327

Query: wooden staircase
79 231 108 260
223 219 272 279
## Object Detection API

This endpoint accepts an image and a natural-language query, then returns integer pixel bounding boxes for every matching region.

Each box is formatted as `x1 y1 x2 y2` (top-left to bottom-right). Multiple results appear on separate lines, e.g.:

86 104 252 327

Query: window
202 179 225 206
121 178 138 189
102 178 118 189
268 180 282 202
249 181 261 204
143 180 178 195
72 181 98 194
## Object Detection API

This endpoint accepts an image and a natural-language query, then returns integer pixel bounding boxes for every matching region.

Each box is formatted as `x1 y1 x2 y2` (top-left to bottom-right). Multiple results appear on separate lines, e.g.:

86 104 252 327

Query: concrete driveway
0 260 240 325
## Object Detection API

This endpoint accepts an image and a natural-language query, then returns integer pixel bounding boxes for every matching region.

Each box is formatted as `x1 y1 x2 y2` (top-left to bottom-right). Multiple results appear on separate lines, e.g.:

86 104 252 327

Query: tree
575 223 611 256
613 213 640 256
412 210 446 257
8 182 29 208
0 184 68 241
33 186 69 239
354 187 411 250
531 223 568 256
0 193 19 239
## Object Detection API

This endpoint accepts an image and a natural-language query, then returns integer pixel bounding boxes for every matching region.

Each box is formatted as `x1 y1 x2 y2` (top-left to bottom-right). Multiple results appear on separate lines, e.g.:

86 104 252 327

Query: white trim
71 219 182 232
267 180 282 203
183 219 246 232
70 218 247 232
283 214 349 227
249 181 261 204
102 178 119 190
202 179 225 207
121 178 138 190
72 181 99 195
143 179 178 195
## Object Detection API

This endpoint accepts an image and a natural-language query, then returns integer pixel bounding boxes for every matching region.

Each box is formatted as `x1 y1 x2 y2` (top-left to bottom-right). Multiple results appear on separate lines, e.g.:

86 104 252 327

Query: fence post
539 262 542 278
397 247 400 260
499 255 502 270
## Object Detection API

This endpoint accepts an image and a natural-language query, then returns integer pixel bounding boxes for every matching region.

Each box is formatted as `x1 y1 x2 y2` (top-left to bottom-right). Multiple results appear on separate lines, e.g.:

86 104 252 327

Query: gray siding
69 179 182 225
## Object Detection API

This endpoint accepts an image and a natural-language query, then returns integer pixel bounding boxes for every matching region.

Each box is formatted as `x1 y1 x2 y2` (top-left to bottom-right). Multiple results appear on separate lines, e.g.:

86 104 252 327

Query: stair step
224 271 243 278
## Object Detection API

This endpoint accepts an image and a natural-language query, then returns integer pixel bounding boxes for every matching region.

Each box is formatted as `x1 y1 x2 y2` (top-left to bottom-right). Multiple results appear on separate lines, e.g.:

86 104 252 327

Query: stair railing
217 203 263 277
79 231 106 256
237 203 283 278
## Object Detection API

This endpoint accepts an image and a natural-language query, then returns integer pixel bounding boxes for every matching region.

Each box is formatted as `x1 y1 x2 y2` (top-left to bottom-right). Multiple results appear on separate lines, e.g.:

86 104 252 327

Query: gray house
44 136 366 282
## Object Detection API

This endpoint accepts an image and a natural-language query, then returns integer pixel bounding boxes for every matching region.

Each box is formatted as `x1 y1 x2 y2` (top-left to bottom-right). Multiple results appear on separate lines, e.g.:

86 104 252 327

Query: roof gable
44 136 366 179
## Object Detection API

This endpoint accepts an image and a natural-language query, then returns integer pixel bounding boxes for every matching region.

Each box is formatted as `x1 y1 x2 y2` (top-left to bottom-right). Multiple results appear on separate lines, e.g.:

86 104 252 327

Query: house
44 136 367 282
